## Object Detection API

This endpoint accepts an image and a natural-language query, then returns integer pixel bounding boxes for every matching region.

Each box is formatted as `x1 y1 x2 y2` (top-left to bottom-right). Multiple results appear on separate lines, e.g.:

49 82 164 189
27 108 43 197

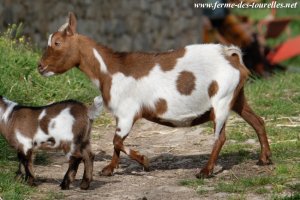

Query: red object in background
268 36 300 64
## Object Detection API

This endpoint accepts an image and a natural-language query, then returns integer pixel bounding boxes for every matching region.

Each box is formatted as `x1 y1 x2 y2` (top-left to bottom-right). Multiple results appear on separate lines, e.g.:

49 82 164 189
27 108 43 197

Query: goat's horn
58 22 69 32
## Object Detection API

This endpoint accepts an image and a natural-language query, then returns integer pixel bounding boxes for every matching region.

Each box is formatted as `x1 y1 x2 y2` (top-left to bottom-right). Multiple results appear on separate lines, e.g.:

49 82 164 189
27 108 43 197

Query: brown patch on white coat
38 12 272 179
176 71 196 95
208 80 219 97
0 96 103 189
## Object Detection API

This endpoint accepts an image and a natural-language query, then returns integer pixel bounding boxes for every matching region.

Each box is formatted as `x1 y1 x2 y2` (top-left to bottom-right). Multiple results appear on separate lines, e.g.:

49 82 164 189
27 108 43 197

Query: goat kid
38 12 272 178
0 96 103 189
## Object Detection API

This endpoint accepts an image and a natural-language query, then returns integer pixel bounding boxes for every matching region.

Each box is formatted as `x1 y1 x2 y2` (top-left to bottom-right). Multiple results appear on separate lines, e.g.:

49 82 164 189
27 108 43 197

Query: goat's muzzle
37 62 54 77
38 62 45 73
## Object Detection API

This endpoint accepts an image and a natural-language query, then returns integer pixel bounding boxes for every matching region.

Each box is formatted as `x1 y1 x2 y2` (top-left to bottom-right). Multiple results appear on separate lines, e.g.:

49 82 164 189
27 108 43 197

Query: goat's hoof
257 158 273 166
100 165 114 176
15 173 24 181
27 178 37 187
28 181 38 187
80 181 90 190
195 168 213 179
142 156 150 172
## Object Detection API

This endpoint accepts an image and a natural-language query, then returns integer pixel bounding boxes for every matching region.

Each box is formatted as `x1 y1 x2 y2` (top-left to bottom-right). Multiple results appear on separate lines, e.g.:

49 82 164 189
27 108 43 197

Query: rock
246 139 256 144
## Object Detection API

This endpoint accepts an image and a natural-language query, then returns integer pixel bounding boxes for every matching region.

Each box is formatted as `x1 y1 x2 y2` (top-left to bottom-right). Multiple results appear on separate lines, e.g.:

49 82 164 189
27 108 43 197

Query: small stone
246 139 256 144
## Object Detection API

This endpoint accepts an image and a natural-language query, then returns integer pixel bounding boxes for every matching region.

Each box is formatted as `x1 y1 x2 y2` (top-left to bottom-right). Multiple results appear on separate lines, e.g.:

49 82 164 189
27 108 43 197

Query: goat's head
0 96 8 113
0 96 4 131
38 12 80 77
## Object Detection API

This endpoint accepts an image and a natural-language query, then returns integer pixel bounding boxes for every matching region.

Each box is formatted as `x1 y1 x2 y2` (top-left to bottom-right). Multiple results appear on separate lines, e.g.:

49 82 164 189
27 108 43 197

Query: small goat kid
0 96 103 189
38 13 272 178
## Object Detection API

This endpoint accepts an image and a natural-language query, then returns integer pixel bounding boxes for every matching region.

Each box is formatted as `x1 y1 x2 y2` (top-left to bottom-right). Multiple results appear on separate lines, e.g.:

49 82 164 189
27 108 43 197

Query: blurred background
0 0 203 51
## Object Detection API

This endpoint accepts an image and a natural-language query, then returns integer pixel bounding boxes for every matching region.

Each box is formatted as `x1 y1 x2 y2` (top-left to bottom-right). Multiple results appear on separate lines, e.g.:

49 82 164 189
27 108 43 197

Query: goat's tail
223 45 244 64
223 45 250 77
88 96 104 120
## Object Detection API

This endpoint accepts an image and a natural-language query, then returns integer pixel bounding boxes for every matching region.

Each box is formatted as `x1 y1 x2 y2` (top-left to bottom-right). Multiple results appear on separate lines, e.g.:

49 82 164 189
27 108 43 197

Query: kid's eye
54 41 61 46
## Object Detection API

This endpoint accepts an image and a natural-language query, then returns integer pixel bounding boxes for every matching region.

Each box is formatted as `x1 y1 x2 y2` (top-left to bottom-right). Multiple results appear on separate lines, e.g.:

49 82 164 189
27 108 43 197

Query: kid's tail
88 96 103 120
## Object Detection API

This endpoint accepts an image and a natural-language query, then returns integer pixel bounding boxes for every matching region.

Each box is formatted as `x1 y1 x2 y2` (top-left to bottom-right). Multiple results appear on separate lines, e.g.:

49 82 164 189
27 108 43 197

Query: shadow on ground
95 150 259 175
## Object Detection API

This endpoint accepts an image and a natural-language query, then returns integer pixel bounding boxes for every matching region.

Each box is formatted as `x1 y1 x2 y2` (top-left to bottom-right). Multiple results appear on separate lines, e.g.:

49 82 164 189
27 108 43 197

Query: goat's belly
148 102 212 127
147 110 212 127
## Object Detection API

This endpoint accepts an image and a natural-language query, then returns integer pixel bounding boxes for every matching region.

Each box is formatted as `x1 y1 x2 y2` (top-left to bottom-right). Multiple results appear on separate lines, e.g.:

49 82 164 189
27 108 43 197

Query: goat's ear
65 12 77 36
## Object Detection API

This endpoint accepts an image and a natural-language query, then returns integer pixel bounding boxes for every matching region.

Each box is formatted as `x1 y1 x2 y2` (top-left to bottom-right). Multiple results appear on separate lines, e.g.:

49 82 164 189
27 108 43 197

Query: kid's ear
65 12 77 36
57 12 77 36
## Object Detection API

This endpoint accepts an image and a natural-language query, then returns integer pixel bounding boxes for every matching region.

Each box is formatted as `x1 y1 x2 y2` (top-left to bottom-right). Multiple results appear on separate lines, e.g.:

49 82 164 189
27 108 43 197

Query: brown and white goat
38 12 272 178
0 95 103 189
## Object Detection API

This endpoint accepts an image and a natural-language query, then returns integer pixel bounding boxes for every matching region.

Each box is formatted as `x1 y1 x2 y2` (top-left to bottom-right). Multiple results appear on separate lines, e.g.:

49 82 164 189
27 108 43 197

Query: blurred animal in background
202 0 290 77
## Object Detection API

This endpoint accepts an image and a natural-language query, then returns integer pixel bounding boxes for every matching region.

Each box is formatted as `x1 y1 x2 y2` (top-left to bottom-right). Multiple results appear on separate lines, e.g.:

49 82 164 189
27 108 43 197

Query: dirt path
32 114 271 200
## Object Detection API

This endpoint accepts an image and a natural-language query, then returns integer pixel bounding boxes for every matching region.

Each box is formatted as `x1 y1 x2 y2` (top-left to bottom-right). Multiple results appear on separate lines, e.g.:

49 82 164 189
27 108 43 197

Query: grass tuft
0 171 35 199
179 179 205 187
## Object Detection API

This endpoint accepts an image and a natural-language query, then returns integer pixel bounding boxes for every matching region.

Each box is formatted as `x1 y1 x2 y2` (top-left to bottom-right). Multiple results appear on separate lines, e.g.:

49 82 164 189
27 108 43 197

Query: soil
31 114 273 200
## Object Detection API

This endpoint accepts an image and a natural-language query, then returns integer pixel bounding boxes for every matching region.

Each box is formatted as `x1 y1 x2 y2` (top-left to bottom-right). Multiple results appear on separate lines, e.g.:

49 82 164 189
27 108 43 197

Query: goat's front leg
15 162 24 180
196 124 226 178
101 134 122 176
101 118 149 176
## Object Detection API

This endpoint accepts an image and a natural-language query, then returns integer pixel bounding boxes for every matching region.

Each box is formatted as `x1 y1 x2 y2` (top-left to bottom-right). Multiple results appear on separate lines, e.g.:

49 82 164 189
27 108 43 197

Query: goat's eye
54 41 61 47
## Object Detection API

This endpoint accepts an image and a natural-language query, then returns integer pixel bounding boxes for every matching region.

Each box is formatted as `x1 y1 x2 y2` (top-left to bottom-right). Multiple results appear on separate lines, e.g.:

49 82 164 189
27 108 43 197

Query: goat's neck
0 118 13 141
0 122 4 136
77 35 119 105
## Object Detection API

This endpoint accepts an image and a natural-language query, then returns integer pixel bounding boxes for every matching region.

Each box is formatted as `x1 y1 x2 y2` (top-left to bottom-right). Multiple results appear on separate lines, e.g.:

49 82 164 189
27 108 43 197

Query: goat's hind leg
80 144 94 190
60 155 82 190
17 151 36 186
233 89 272 165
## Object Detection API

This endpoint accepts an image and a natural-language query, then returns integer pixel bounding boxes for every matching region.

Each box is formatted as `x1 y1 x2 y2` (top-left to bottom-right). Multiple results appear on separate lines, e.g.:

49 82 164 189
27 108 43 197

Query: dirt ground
31 114 273 200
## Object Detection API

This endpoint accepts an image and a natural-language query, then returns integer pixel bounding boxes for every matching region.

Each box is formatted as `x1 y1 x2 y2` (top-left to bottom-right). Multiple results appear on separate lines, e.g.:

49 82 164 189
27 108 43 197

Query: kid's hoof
80 181 90 190
29 181 38 187
60 182 70 190
15 173 24 181
27 178 37 187
142 156 150 172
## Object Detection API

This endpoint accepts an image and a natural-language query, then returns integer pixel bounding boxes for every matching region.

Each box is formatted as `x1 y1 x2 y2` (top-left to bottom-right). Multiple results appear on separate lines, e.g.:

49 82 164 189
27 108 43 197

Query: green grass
274 193 300 200
45 190 65 200
179 179 205 187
